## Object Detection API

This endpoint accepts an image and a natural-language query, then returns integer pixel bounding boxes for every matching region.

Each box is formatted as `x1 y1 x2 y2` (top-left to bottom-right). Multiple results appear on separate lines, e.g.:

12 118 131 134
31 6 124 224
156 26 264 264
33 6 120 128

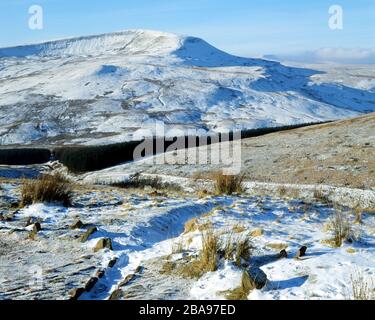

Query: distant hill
0 29 374 146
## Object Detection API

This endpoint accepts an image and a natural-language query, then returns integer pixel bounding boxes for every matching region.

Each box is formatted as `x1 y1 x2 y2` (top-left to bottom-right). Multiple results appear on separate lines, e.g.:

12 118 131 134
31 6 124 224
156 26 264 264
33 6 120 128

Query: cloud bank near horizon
264 48 375 64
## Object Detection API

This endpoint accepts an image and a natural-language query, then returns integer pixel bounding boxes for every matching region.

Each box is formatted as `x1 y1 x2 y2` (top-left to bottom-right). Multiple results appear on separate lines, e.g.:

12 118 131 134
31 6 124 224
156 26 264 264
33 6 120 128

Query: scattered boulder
80 227 98 242
118 274 136 287
33 222 42 233
69 287 85 300
247 267 268 290
94 238 113 252
108 288 124 300
295 246 307 258
96 269 105 279
70 219 84 230
107 257 118 268
84 277 98 292
135 265 143 274
278 249 288 259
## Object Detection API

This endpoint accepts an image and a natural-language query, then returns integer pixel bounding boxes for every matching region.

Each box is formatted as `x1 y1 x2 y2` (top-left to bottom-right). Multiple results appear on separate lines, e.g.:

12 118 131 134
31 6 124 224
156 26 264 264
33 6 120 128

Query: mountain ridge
0 29 374 146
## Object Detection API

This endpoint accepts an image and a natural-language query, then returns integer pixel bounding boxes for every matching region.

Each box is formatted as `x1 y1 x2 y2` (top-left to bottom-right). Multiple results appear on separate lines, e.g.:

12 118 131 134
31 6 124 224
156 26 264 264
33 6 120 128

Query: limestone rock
295 246 307 258
93 238 113 252
107 257 118 268
109 289 123 300
278 249 288 259
80 227 98 242
84 277 98 292
247 267 268 289
70 219 84 230
33 222 42 233
69 287 85 300
96 269 105 279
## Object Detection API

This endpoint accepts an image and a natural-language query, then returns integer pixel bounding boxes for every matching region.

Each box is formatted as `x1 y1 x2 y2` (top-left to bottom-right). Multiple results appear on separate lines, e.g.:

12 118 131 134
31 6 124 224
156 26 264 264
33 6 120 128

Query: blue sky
0 0 374 61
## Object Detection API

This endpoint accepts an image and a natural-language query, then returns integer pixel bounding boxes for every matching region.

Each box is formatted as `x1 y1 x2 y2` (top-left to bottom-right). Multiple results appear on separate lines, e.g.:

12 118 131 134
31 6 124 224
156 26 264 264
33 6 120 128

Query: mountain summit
0 30 374 145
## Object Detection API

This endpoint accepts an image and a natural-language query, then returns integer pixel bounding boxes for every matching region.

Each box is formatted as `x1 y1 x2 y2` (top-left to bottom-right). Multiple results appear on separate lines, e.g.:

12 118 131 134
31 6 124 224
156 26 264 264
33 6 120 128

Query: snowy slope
1 180 374 300
0 29 374 146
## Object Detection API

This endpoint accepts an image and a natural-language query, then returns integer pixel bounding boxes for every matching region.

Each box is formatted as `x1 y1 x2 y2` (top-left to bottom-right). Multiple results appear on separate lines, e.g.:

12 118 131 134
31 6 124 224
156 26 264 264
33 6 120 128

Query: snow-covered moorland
0 29 374 301
0 30 375 145
1 169 374 300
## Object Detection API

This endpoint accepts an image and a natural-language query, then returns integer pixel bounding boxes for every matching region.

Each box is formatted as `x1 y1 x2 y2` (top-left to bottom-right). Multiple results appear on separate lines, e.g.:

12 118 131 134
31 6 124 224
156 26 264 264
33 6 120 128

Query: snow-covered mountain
0 29 374 146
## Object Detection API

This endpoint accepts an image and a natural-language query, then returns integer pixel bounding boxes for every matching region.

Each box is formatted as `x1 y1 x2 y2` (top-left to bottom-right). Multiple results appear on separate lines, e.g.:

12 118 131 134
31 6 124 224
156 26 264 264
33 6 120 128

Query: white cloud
264 48 375 64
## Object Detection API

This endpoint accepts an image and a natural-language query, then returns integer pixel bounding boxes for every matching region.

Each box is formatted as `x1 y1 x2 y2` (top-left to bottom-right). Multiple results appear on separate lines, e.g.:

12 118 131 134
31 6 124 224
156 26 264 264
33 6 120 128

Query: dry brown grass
354 207 363 224
220 233 253 267
162 230 254 279
21 173 73 207
326 211 352 247
200 231 219 271
234 236 253 266
225 271 254 300
212 172 244 195
250 229 263 237
277 186 287 197
184 218 198 233
178 230 219 278
266 242 288 251
172 240 184 254
232 224 246 233
160 260 177 275
183 218 211 234
192 171 211 181
313 188 331 204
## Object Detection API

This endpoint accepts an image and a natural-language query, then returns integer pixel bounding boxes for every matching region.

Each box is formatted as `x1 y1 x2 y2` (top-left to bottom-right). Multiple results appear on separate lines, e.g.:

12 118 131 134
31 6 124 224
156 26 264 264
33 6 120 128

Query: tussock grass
161 228 254 280
222 233 236 261
350 270 374 300
277 186 287 197
21 173 73 207
329 211 352 247
221 233 253 266
313 188 332 205
212 172 244 195
200 231 219 271
235 236 253 266
354 207 363 224
178 230 219 278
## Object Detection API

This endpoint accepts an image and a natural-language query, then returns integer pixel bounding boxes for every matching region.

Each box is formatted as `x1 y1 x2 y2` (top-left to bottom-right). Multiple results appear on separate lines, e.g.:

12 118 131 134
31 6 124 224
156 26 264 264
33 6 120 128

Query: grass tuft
350 270 375 300
329 211 352 247
178 230 219 278
212 172 244 195
21 173 73 207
